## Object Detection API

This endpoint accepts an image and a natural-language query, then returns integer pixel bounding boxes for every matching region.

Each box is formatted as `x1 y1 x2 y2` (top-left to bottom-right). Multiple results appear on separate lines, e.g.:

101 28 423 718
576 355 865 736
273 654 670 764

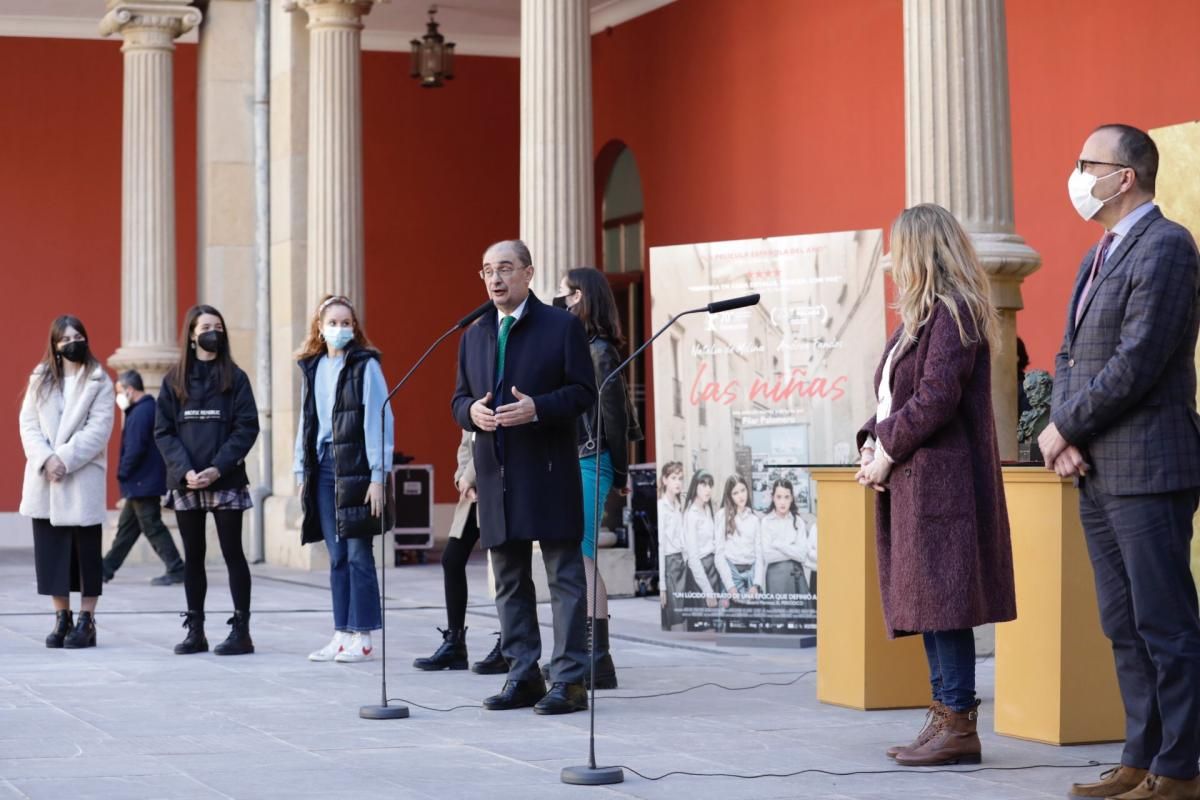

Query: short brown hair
1095 123 1158 194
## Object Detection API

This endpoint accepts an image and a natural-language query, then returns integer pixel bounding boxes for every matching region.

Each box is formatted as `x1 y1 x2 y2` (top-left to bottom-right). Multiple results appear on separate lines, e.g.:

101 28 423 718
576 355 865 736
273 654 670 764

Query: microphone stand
360 308 489 721
561 304 711 785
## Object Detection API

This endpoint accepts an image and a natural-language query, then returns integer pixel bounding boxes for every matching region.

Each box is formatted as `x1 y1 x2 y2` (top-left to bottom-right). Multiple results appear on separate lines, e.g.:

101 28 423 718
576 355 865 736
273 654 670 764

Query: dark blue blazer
1052 207 1200 495
118 394 167 499
452 293 597 548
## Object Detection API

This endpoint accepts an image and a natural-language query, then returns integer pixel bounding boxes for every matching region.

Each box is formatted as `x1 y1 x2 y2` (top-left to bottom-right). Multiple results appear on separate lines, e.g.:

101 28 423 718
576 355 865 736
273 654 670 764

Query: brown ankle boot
894 703 980 767
887 702 949 759
1068 766 1149 798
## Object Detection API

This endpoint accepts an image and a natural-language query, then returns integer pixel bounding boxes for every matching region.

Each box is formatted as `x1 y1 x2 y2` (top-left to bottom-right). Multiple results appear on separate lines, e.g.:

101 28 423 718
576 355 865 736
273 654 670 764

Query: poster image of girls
657 461 687 629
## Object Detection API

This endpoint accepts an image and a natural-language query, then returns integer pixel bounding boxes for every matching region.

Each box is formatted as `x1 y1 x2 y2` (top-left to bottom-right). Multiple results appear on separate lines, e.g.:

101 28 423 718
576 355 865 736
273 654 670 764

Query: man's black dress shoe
482 678 547 711
533 682 587 715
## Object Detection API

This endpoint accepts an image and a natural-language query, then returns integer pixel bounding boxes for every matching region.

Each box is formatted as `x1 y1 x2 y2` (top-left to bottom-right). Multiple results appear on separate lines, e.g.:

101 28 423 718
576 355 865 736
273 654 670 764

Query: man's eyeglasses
1076 159 1130 174
479 265 523 280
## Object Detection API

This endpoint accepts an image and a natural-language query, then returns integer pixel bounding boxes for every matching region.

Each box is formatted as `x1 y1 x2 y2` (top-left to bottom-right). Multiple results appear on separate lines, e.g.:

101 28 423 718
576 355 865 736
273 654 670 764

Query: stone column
101 0 203 396
520 0 595 297
289 0 379 310
903 0 1041 460
197 0 256 374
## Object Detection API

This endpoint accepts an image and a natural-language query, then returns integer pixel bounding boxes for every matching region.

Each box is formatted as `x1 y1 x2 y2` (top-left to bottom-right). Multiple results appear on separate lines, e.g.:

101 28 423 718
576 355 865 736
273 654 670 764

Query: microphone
455 300 494 330
359 300 492 723
706 293 760 314
563 291 757 786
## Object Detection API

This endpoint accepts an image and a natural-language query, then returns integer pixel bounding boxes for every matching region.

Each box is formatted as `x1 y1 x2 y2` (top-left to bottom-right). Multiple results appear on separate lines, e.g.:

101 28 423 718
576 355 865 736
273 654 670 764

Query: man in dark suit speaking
1041 125 1200 800
452 239 596 715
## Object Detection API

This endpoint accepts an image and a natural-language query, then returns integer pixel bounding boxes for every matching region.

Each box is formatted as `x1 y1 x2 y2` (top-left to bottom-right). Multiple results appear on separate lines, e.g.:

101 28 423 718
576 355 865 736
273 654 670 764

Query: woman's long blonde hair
889 203 998 352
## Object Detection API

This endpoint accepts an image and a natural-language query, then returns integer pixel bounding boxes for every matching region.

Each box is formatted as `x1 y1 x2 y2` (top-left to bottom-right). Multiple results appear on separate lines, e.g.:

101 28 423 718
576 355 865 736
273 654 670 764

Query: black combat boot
174 611 208 655
63 611 96 649
588 617 618 690
471 632 508 675
45 610 74 648
213 610 254 656
413 627 469 670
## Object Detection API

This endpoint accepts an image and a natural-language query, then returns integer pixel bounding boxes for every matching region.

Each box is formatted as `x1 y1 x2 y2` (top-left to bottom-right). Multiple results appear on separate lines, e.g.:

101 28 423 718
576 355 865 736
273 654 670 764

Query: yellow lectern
811 468 929 710
995 468 1123 745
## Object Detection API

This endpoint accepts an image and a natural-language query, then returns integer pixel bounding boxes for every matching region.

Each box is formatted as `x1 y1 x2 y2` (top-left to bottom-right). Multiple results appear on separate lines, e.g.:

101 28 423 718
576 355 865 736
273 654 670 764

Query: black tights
442 504 479 630
176 509 251 614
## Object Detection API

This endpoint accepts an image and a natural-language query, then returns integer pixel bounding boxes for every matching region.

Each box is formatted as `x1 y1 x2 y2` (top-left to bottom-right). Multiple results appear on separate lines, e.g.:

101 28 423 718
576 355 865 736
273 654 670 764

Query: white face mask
1068 167 1126 221
115 393 131 411
323 325 354 350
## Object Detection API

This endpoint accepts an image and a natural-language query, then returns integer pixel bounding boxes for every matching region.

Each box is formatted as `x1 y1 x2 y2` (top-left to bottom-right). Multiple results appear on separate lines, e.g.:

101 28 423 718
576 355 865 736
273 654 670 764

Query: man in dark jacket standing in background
102 370 184 585
452 239 597 715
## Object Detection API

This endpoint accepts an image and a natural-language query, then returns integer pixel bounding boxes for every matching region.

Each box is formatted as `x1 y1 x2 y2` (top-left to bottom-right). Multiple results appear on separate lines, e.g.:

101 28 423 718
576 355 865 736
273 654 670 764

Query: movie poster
651 231 886 639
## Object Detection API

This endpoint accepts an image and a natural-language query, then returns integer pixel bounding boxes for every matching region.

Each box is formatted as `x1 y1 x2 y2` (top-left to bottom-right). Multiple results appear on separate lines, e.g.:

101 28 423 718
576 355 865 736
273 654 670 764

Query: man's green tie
496 314 515 381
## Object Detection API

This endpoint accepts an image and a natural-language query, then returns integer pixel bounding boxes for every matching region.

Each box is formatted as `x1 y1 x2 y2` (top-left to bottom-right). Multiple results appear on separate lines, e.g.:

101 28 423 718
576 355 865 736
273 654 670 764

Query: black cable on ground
387 697 479 712
614 760 1120 782
599 669 816 699
384 670 818 712
384 670 1118 786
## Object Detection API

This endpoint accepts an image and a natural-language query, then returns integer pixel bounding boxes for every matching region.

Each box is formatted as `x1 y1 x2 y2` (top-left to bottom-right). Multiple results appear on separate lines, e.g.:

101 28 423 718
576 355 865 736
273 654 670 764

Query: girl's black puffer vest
298 346 388 543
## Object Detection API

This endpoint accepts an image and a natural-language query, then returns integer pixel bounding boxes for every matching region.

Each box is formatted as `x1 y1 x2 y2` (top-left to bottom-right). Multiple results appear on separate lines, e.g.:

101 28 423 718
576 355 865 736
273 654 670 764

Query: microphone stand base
560 765 624 785
359 704 410 720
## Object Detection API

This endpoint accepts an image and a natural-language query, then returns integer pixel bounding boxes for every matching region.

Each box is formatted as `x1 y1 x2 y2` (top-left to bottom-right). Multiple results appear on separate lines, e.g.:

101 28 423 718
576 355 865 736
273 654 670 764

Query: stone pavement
0 548 1121 799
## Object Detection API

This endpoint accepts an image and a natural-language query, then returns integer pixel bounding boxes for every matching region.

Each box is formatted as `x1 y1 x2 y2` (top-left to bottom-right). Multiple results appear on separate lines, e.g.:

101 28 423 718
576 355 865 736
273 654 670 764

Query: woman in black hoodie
156 305 260 655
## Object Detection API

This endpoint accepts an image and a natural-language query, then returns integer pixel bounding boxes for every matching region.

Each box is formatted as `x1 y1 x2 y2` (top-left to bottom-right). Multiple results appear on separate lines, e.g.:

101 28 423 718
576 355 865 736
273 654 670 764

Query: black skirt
32 518 103 597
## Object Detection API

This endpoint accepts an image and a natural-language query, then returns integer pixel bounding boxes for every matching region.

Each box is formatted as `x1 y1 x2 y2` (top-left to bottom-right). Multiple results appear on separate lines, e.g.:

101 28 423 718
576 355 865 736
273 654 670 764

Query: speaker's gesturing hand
470 392 497 431
495 386 537 427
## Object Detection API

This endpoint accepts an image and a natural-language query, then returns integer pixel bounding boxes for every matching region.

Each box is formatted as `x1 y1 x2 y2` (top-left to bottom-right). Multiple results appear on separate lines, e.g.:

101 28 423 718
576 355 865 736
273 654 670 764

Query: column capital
284 0 384 29
100 1 202 43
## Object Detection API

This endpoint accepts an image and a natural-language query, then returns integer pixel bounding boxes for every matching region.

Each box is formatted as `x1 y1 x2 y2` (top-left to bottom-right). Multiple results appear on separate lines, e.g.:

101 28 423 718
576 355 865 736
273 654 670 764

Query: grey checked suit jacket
1051 206 1200 495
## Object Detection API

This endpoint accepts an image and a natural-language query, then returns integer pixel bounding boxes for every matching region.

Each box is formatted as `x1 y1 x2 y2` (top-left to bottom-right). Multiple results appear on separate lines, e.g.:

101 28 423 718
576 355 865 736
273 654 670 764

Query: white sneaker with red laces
335 632 374 662
308 631 348 662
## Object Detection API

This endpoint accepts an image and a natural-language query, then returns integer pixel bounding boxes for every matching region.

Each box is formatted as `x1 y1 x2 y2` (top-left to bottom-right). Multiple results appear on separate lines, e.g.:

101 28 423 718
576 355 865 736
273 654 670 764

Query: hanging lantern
409 5 455 88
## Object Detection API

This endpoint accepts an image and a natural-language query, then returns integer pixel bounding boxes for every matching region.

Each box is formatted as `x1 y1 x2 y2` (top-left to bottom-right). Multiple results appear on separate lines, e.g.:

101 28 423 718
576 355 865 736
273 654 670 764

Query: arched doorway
594 141 646 465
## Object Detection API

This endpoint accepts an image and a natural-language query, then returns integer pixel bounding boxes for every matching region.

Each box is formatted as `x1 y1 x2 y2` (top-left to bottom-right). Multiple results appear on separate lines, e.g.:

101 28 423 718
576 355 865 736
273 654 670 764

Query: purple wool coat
857 299 1016 638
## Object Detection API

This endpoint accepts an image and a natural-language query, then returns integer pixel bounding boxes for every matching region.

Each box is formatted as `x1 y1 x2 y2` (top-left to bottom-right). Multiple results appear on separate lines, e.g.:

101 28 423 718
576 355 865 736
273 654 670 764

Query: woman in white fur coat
19 315 114 649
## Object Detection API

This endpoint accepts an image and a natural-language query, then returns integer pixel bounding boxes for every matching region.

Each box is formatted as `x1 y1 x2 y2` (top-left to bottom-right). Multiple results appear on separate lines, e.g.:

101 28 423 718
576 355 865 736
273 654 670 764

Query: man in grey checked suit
1040 124 1200 800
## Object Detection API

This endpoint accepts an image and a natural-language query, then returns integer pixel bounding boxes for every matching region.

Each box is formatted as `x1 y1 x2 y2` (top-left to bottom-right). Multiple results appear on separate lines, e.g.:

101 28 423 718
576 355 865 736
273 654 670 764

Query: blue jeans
922 629 976 712
579 451 613 559
318 456 382 632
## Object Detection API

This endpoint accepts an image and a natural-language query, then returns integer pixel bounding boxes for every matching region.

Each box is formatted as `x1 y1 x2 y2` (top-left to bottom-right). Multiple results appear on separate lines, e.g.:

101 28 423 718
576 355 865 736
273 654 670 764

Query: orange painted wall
592 0 907 458
1006 0 1200 372
362 53 520 503
0 37 197 512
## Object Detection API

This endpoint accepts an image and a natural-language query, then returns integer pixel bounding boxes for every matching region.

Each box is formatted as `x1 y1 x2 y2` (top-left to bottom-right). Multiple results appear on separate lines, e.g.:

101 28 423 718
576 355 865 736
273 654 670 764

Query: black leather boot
588 617 618 690
471 633 508 675
63 611 96 649
213 610 254 656
544 617 619 688
174 611 208 655
413 627 468 670
45 610 73 648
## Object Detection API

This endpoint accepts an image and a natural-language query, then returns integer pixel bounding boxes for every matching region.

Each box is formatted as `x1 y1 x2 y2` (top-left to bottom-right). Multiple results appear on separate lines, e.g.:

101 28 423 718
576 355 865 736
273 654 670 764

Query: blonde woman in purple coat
856 203 1016 767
